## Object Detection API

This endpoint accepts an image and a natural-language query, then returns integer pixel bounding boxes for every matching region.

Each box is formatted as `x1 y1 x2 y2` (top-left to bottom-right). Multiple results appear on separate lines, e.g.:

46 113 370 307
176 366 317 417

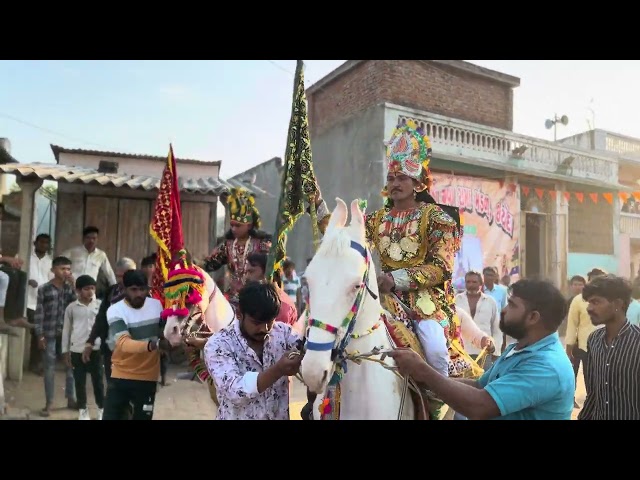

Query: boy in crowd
62 275 105 420
34 256 77 417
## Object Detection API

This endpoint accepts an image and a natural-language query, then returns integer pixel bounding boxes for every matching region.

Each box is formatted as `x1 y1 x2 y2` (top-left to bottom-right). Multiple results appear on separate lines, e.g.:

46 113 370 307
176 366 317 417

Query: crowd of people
3 119 639 421
7 226 169 420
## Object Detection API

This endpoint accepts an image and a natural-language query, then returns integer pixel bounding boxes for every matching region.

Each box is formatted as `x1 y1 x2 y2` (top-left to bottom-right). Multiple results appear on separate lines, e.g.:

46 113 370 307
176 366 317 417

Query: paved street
0 361 583 420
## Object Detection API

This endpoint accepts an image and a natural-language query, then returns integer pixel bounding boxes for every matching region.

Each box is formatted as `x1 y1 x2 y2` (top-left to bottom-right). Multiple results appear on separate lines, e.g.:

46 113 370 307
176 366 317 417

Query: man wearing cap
102 270 166 420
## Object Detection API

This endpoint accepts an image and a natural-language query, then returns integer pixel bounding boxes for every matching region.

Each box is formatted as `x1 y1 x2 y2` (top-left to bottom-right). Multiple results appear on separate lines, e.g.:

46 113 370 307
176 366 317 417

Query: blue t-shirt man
477 332 575 420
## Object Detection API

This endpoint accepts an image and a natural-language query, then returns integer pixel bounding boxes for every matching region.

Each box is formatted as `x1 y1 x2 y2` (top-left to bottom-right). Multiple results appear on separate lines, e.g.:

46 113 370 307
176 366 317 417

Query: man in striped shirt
579 274 640 420
102 270 166 420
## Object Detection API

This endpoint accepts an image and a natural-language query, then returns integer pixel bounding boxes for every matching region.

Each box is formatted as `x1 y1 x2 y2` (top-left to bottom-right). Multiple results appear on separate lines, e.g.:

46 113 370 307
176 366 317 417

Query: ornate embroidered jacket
203 236 271 304
315 200 473 376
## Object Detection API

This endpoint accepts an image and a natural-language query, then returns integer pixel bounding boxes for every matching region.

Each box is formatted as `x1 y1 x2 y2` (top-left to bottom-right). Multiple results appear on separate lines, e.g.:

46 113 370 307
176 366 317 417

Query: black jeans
71 351 105 410
103 378 158 420
572 346 588 387
27 309 41 370
160 351 168 382
101 344 112 382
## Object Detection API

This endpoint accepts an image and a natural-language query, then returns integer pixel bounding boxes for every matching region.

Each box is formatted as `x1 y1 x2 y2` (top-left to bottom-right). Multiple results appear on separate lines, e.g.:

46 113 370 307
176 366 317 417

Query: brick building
307 60 517 135
285 60 623 288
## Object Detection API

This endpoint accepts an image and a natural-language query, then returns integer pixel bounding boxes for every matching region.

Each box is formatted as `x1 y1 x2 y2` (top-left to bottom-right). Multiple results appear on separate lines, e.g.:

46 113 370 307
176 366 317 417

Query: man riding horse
304 120 478 419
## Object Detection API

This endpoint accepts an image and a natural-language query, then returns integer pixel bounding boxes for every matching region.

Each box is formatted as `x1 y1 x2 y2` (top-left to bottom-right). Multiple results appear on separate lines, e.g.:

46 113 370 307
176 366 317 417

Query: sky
1 60 640 180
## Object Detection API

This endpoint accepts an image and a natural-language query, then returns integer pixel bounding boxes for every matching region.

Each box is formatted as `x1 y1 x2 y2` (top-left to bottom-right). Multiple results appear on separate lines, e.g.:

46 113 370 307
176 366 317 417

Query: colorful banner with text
431 173 521 290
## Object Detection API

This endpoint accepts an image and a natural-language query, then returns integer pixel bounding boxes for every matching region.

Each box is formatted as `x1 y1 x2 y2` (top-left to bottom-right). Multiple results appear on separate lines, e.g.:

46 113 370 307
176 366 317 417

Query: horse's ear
350 199 364 226
328 198 348 231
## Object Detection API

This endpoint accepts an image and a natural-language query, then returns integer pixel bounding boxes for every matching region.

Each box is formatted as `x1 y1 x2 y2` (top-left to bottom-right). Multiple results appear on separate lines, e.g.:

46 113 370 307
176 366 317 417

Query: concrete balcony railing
621 212 640 239
386 104 619 186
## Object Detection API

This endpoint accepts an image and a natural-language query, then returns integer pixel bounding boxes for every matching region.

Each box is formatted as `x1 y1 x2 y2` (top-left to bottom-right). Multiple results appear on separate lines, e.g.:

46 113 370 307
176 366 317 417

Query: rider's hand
481 336 495 354
310 183 323 207
38 337 47 351
377 274 395 294
28 279 38 289
275 350 303 377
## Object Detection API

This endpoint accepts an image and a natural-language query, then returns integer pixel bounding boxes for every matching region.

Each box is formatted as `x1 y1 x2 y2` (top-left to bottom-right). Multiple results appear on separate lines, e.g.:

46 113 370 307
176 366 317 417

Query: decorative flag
149 144 185 301
266 60 320 284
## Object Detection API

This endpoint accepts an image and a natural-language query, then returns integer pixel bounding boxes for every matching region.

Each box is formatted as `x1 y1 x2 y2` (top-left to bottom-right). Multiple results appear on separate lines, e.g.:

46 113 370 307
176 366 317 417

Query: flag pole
266 60 319 285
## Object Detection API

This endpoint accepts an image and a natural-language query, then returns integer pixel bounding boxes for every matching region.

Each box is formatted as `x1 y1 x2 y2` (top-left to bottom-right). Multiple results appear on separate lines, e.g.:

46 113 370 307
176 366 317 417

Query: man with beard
204 281 302 420
388 278 575 420
102 270 166 420
578 275 640 420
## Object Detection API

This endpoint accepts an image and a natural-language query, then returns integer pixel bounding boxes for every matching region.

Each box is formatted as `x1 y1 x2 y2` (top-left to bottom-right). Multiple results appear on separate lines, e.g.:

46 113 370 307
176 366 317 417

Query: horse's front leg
300 389 319 420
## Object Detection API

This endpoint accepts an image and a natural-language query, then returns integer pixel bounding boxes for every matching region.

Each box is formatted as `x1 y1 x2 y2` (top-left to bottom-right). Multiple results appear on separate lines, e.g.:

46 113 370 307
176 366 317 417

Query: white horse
299 198 415 420
163 265 235 346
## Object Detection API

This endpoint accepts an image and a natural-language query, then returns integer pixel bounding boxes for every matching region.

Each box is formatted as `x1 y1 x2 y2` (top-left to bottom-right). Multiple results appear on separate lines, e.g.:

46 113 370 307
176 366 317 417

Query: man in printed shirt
62 226 117 297
204 282 303 420
102 270 165 420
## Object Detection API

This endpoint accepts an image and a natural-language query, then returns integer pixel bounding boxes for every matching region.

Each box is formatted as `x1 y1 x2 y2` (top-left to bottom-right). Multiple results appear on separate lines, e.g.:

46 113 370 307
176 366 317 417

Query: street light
545 114 569 141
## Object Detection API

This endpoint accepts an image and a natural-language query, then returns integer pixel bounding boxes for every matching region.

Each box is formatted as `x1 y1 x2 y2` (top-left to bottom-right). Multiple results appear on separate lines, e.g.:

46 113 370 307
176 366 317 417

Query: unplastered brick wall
308 60 514 136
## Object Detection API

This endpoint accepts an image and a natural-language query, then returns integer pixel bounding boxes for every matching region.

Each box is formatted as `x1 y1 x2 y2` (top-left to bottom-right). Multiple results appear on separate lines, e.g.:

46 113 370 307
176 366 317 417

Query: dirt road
0 363 584 420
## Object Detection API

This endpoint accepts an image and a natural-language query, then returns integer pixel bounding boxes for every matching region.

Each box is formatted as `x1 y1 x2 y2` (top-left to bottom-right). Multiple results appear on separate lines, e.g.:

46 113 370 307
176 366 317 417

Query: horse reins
302 240 427 420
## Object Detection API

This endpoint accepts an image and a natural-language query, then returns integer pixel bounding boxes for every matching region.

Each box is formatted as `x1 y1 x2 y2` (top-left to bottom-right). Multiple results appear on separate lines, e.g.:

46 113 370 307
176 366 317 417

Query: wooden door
182 202 211 263
117 199 151 265
85 196 119 265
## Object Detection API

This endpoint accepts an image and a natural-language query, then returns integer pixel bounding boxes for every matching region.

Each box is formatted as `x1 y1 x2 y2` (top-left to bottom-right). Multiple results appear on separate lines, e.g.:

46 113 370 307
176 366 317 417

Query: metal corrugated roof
0 162 253 196
50 144 220 167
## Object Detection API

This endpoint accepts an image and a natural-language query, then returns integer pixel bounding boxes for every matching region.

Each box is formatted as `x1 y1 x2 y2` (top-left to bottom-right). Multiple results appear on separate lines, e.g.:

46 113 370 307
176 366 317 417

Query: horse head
163 299 204 347
300 198 380 394
162 265 234 347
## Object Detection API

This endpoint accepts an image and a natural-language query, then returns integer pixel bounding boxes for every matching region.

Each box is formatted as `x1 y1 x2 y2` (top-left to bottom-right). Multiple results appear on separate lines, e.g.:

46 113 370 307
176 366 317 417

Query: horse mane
315 227 354 259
